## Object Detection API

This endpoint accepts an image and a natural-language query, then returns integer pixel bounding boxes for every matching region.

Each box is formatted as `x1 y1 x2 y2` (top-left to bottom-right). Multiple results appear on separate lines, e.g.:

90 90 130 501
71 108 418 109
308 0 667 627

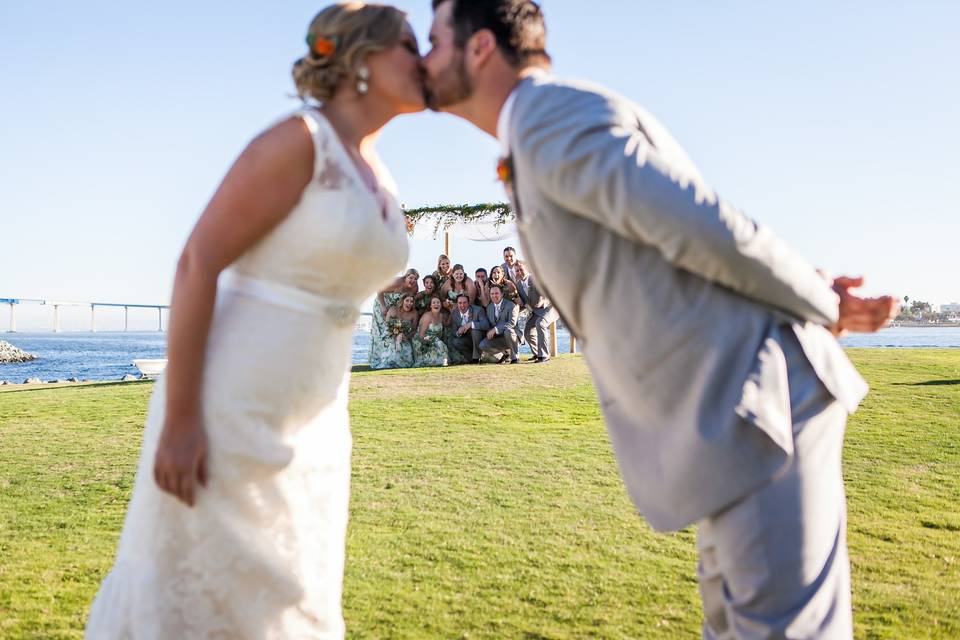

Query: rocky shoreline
0 340 37 364
0 339 152 386
0 374 147 387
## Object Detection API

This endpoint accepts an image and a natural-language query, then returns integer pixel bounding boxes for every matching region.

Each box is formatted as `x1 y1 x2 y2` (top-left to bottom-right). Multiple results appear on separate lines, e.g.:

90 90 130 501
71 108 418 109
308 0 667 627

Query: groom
423 1 898 637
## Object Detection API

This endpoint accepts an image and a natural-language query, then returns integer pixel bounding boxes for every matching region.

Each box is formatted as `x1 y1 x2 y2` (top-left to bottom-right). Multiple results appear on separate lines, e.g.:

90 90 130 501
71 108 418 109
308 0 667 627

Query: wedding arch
402 202 514 254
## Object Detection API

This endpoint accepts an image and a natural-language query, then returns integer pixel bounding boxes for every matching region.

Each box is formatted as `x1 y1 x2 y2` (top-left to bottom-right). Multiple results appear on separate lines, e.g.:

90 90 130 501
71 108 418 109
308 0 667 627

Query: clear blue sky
2 1 958 329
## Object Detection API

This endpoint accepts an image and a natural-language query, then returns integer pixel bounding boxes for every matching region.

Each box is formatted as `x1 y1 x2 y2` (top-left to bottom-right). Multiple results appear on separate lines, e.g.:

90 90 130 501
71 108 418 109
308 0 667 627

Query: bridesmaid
473 267 491 308
413 296 449 367
489 265 520 306
369 268 418 366
432 254 453 291
371 294 418 369
439 264 476 312
415 274 439 317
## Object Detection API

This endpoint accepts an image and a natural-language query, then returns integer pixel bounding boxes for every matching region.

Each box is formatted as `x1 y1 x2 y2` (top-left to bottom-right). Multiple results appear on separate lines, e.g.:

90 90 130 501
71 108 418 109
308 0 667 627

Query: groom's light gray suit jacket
503 72 868 531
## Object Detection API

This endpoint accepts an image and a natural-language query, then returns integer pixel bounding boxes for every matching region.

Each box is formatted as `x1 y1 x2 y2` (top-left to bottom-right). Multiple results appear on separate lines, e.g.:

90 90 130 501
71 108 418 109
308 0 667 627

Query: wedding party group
83 1 899 638
368 247 558 369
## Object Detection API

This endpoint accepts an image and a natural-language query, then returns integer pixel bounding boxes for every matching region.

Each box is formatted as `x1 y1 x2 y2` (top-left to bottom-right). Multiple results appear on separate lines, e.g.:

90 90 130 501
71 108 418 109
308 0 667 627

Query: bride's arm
156 117 314 507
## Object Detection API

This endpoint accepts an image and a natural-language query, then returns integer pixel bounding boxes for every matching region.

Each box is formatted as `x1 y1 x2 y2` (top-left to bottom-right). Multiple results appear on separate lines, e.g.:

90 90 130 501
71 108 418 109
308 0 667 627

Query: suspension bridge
1 298 168 332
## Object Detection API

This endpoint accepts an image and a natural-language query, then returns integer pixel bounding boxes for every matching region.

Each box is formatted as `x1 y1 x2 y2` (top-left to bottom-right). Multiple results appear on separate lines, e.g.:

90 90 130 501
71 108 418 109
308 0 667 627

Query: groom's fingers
839 297 898 333
833 275 864 290
843 306 883 330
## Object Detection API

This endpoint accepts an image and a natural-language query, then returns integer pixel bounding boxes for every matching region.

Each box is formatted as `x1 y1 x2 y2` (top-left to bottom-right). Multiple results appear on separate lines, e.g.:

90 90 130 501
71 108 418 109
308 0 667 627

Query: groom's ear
466 28 498 68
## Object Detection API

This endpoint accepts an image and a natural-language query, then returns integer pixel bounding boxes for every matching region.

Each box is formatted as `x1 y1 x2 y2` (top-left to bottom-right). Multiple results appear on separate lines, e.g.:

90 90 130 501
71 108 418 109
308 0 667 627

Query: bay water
2 326 958 384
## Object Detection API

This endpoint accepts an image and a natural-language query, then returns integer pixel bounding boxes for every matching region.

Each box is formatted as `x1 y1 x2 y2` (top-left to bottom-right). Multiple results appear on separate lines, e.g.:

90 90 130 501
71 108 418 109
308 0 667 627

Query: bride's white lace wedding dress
85 109 409 639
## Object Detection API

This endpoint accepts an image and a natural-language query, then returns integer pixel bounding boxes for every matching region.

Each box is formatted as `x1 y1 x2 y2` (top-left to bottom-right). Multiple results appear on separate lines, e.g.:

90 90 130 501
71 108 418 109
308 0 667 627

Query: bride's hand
154 414 209 507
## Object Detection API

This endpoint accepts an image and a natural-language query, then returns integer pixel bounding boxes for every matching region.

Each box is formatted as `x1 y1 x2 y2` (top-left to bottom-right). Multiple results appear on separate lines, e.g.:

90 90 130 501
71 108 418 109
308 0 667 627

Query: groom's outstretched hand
154 414 209 507
828 275 899 337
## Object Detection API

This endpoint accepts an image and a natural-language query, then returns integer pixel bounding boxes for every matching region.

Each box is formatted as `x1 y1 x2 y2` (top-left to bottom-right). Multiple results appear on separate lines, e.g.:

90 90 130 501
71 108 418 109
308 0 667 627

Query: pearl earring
356 66 370 95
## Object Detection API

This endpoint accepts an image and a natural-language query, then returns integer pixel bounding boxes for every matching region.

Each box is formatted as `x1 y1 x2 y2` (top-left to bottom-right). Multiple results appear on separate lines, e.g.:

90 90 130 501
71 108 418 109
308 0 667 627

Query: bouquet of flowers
386 318 410 349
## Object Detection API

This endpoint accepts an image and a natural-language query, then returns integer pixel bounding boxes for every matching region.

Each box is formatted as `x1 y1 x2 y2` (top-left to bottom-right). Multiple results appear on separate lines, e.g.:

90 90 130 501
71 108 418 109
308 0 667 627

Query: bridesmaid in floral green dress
414 296 449 367
489 265 520 305
369 269 418 368
431 254 453 292
439 265 476 311
371 294 418 370
414 274 439 317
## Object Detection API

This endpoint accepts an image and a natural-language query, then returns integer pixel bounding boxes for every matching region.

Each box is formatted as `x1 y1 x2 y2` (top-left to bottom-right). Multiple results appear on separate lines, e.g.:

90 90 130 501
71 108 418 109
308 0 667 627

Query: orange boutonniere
306 33 339 57
496 156 513 185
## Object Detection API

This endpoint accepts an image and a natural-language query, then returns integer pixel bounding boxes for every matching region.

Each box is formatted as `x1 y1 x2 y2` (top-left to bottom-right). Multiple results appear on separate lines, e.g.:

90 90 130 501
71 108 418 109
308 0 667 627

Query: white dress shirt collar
496 70 546 155
497 88 519 156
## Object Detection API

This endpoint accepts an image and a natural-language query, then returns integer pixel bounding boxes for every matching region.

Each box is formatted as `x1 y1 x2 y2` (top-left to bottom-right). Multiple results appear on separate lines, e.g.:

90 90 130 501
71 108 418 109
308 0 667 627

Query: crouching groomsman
450 294 490 363
515 261 558 362
480 284 520 364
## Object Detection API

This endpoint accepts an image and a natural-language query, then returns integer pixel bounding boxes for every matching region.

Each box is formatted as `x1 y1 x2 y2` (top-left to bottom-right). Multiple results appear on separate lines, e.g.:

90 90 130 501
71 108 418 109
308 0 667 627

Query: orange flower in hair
307 33 339 57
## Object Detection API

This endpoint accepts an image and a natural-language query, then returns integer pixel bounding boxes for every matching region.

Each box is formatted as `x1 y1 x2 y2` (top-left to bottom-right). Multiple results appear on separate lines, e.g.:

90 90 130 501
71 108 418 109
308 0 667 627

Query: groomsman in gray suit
514 260 558 362
501 246 520 285
450 293 490 363
424 1 898 637
480 285 520 364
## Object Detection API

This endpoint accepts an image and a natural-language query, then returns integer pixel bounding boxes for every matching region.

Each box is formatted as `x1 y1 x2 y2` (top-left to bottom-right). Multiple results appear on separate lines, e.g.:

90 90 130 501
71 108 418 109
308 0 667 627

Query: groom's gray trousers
697 329 852 639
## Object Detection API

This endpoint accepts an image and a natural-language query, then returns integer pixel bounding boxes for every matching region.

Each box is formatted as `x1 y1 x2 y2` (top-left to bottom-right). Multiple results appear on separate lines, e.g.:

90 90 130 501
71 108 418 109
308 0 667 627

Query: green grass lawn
1 350 958 638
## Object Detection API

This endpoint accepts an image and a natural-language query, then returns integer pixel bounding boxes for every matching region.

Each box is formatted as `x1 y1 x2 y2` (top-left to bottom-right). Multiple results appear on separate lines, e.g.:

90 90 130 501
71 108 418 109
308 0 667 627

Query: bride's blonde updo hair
292 3 408 103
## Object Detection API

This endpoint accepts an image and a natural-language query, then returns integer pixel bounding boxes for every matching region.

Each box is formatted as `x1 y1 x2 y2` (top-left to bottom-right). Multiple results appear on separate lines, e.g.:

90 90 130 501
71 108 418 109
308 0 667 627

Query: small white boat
132 358 167 379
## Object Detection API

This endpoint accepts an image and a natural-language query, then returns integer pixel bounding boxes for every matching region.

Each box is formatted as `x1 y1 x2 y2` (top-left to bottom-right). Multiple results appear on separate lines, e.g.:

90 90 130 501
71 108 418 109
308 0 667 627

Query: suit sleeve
493 307 510 335
503 303 519 333
531 280 549 309
474 307 491 331
513 85 839 326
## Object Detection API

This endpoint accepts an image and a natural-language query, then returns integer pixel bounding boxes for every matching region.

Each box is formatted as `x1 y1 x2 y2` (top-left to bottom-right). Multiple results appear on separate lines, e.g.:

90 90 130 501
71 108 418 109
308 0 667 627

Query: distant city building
940 302 960 314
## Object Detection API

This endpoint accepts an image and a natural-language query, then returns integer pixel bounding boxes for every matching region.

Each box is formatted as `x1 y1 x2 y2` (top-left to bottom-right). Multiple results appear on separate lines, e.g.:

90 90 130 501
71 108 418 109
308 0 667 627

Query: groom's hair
431 0 550 68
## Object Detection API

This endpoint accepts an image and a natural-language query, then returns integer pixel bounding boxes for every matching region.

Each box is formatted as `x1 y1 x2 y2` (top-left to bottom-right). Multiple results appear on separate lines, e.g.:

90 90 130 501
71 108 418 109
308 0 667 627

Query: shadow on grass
921 519 960 532
892 380 960 386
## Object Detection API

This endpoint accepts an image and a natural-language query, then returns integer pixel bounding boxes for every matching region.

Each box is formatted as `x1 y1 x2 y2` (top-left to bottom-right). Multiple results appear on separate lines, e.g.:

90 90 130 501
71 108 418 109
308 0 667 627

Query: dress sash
220 270 360 328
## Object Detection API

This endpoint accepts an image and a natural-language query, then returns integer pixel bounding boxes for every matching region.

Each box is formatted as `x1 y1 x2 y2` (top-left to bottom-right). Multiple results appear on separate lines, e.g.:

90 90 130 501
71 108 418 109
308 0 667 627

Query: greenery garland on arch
402 202 514 237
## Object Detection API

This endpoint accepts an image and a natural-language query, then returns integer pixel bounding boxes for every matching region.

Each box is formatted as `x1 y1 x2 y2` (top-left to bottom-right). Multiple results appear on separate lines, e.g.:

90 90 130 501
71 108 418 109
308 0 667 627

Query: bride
85 4 423 638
